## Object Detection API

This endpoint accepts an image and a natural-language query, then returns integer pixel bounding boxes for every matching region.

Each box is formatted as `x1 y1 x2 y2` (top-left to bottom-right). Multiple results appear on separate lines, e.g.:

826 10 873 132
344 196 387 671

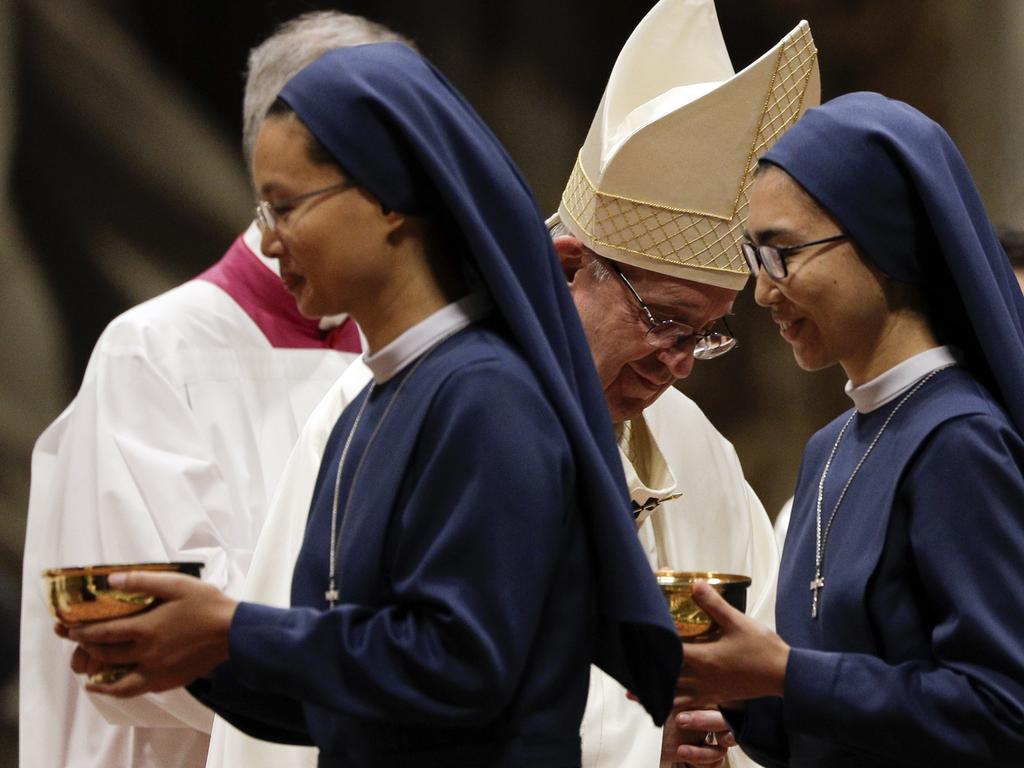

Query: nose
655 343 696 381
753 268 779 307
259 225 285 259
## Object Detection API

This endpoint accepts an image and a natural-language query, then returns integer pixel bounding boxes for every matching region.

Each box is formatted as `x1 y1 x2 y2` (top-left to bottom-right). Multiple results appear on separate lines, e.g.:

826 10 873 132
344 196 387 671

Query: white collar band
363 291 492 384
846 346 960 413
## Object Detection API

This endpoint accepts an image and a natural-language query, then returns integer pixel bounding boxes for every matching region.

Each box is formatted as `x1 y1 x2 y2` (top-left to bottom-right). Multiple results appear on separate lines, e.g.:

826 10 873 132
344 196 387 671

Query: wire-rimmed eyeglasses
740 233 848 280
255 180 354 234
610 263 737 360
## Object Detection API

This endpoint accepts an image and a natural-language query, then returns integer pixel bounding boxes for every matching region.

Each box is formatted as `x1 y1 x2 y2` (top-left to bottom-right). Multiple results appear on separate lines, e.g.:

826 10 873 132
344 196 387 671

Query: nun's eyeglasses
610 264 737 360
741 233 848 279
255 180 354 234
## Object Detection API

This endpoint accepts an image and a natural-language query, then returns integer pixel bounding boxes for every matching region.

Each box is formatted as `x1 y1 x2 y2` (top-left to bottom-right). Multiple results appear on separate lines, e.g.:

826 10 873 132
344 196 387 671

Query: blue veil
278 43 679 722
762 92 1024 435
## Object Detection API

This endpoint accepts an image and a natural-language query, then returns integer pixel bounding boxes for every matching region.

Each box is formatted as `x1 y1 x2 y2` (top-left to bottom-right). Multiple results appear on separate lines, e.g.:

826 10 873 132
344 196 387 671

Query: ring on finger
703 730 719 746
88 665 133 685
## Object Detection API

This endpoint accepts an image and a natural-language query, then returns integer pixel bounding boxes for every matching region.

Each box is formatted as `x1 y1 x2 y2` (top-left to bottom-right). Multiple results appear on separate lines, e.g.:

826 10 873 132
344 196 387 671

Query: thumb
691 581 740 630
106 571 193 600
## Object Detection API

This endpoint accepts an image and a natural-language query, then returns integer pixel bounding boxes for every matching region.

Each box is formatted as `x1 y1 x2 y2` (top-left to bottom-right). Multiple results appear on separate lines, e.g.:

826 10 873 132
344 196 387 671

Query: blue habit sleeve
781 414 1024 766
227 360 576 725
188 669 312 745
723 699 789 768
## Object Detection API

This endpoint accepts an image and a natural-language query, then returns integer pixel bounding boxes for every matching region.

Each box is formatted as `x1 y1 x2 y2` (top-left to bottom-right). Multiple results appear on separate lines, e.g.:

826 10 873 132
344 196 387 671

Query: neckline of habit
362 291 492 384
845 345 960 413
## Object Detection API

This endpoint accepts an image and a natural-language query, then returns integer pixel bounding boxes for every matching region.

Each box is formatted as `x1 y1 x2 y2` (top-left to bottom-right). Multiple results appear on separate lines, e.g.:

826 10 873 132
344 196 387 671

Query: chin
793 348 835 373
288 287 316 318
297 294 342 321
608 396 659 423
608 406 638 422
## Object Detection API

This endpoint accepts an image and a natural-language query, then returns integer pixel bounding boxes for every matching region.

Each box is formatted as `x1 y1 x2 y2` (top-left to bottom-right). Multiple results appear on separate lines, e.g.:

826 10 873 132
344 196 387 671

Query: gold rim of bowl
42 562 203 578
654 570 752 588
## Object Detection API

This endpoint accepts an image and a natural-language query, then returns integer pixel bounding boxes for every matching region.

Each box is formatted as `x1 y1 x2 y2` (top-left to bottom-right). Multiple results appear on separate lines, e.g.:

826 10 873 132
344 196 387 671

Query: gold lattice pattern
562 24 818 278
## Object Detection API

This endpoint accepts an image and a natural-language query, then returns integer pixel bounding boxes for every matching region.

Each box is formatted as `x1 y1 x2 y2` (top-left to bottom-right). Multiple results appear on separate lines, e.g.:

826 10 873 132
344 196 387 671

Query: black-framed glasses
610 264 737 360
255 180 354 234
741 233 848 280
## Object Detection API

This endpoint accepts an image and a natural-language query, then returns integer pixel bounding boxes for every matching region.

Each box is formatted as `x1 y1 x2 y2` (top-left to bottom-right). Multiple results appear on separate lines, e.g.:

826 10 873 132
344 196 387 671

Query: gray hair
242 11 415 165
547 218 571 239
548 216 611 281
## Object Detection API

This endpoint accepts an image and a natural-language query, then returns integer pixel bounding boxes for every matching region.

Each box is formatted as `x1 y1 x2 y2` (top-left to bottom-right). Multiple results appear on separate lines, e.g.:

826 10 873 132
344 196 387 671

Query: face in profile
747 167 895 384
557 237 735 421
251 114 399 319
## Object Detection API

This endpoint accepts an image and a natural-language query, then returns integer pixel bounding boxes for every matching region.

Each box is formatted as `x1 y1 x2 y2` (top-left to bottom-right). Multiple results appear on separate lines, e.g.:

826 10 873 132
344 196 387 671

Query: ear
382 207 406 230
553 236 591 282
381 207 410 247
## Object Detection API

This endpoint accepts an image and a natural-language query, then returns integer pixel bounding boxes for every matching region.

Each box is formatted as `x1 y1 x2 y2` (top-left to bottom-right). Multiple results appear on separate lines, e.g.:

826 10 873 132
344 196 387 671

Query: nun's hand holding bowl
57 571 237 697
676 582 790 710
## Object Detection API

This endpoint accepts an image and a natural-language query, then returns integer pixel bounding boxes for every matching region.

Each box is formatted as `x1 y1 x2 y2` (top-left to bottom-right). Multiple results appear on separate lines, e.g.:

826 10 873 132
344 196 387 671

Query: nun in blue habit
671 92 1024 768
63 43 681 766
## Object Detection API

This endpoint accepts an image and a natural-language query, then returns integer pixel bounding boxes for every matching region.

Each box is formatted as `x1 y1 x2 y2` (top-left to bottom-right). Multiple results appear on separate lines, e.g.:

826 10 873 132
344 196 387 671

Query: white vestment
20 230 357 768
580 387 778 768
204 361 371 768
205 383 777 768
773 497 793 553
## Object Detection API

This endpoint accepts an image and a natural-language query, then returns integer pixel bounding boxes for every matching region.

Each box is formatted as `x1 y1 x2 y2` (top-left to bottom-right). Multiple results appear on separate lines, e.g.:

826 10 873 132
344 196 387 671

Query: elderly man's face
555 236 736 422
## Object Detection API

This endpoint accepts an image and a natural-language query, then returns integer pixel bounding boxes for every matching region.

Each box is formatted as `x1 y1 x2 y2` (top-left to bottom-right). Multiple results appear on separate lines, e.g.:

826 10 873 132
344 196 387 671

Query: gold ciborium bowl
656 570 751 642
44 562 203 627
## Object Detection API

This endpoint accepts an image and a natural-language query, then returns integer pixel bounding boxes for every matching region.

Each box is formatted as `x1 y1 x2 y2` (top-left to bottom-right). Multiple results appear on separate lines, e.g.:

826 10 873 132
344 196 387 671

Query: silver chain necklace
324 382 375 606
810 365 954 619
324 331 461 608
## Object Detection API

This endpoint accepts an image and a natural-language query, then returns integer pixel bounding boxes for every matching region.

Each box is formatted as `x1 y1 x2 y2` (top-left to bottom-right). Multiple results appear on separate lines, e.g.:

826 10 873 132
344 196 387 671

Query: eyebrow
257 179 304 200
661 298 707 313
742 227 797 245
619 266 721 319
256 182 282 198
644 296 712 323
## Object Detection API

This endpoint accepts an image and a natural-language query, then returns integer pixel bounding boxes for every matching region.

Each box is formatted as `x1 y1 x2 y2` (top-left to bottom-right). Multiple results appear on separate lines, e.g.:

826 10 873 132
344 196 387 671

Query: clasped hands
55 572 238 697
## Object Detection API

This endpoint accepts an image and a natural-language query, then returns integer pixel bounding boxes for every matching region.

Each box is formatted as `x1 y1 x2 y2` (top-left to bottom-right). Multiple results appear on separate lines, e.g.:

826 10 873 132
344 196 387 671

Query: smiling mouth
281 272 305 293
630 366 671 391
777 318 803 342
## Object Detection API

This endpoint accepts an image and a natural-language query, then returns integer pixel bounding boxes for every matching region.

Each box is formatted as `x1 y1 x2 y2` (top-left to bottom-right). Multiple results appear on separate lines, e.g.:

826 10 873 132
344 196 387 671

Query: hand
676 582 789 709
55 623 116 680
55 572 237 698
663 707 735 766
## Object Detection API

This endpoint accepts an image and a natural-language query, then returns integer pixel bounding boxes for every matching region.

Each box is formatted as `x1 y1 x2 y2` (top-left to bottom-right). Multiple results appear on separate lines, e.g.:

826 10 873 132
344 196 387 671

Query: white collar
242 220 349 332
845 346 960 413
363 291 492 384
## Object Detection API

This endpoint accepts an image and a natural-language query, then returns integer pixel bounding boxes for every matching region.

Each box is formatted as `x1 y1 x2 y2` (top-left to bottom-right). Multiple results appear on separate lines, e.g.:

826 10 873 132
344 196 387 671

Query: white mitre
548 0 820 289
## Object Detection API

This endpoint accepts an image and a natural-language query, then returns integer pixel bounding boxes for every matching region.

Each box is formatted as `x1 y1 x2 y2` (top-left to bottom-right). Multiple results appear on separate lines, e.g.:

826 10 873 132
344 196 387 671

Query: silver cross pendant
809 575 825 618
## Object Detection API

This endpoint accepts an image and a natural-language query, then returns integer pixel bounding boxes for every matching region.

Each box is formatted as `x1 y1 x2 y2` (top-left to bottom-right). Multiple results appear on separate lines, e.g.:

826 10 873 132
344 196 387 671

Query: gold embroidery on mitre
561 24 818 277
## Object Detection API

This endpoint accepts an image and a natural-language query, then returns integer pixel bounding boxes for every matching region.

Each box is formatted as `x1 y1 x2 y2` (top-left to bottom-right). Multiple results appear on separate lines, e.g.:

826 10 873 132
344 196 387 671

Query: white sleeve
643 392 778 768
740 478 779 631
773 497 793 554
204 358 371 768
648 391 779 628
22 340 243 735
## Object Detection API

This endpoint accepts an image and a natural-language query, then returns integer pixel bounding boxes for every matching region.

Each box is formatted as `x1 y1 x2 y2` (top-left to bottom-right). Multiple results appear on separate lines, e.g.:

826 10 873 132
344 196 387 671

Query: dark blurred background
2 0 1022 762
